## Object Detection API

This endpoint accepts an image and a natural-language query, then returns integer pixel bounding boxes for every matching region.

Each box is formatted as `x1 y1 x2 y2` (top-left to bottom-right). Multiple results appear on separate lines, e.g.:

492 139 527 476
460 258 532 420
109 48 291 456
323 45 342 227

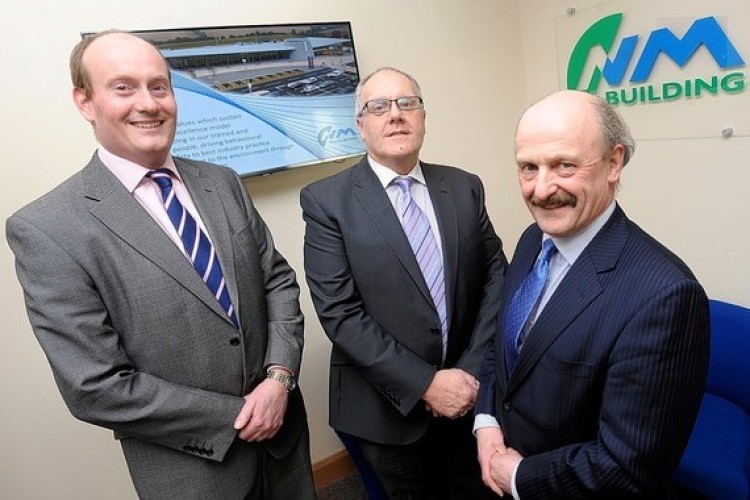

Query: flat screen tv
105 22 365 177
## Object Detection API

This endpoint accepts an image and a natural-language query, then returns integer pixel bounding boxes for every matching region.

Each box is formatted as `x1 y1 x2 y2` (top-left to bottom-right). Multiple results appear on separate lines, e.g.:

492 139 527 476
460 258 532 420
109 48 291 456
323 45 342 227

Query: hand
476 427 508 496
489 446 523 495
422 368 479 418
233 379 288 441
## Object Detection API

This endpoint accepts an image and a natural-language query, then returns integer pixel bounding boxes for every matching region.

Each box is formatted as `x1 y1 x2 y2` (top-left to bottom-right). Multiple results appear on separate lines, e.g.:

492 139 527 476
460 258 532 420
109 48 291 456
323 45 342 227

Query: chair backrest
705 299 750 414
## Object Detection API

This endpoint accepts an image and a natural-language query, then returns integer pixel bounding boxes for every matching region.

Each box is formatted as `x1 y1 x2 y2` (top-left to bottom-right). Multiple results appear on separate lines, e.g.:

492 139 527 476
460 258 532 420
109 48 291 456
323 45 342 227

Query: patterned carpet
316 472 367 500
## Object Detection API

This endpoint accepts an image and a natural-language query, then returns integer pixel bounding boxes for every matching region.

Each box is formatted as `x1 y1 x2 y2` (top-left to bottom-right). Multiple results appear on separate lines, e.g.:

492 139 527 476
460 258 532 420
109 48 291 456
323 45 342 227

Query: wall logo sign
567 13 745 106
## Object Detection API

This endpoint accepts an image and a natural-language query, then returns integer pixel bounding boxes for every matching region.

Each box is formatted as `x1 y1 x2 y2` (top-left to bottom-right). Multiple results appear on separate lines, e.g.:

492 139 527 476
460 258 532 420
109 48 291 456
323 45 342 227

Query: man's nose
533 168 558 200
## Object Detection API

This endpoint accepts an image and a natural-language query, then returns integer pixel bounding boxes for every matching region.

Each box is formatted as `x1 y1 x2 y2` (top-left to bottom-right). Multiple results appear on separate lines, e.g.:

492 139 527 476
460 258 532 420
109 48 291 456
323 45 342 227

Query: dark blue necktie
148 169 239 329
504 238 557 373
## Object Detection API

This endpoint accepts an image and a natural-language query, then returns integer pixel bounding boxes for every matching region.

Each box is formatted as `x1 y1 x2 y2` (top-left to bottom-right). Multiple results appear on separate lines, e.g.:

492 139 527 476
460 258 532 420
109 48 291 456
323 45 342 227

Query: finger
234 400 255 430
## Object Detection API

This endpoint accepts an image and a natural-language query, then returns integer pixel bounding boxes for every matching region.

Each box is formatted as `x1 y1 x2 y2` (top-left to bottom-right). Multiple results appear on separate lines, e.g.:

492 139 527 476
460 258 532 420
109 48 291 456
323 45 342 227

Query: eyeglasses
359 96 424 116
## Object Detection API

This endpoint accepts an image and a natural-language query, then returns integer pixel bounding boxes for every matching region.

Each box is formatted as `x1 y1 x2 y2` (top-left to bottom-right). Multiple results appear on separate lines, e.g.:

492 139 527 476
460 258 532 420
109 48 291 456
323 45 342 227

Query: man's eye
151 84 169 95
114 84 133 92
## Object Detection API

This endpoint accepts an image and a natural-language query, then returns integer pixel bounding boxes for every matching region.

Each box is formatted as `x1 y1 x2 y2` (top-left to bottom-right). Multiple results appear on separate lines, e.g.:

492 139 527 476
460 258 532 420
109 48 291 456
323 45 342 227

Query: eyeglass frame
358 95 424 117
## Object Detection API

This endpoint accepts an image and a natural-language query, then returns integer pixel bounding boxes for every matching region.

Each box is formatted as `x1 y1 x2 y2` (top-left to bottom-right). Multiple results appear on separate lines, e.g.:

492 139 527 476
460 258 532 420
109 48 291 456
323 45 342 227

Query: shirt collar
368 156 425 188
546 201 617 266
97 146 178 193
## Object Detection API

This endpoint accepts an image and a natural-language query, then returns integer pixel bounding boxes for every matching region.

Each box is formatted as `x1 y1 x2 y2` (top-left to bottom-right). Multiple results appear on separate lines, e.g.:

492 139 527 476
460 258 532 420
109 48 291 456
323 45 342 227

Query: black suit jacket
476 205 710 498
301 158 507 444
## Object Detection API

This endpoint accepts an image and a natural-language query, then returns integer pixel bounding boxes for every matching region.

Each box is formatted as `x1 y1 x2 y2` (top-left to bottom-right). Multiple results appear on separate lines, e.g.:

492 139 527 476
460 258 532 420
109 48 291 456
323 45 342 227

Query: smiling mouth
132 120 163 129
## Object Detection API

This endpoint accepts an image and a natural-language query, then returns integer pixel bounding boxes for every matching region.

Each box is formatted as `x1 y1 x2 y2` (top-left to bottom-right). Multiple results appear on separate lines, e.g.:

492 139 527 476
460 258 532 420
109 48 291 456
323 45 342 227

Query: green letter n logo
568 13 745 93
567 13 624 93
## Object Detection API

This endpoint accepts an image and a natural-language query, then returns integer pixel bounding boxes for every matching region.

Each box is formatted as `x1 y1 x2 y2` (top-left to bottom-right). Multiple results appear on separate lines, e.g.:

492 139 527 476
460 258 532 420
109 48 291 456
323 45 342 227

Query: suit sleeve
453 176 507 376
231 171 304 374
516 279 710 497
6 214 245 463
301 186 437 415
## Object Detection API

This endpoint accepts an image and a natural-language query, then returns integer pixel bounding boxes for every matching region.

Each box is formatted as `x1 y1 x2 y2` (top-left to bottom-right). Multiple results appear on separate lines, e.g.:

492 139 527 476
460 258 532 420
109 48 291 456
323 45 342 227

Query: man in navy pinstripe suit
475 90 710 498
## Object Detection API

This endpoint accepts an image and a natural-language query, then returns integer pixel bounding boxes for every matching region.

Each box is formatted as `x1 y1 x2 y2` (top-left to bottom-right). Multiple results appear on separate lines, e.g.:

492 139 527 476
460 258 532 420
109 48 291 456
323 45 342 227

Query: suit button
430 328 440 335
229 337 240 346
503 402 512 412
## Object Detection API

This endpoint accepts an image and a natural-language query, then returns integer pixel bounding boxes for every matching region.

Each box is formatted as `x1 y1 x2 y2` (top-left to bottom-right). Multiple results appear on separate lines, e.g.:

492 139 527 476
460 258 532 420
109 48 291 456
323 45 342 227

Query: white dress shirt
368 157 444 259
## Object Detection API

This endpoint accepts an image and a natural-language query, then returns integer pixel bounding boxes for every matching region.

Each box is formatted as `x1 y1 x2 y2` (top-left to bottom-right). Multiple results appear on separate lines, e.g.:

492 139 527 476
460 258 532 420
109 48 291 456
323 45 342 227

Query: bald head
517 90 634 166
514 90 634 237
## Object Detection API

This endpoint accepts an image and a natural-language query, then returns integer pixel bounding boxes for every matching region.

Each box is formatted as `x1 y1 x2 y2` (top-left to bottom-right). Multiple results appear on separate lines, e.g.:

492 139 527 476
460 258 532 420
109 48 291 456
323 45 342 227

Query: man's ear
607 143 625 184
72 87 95 123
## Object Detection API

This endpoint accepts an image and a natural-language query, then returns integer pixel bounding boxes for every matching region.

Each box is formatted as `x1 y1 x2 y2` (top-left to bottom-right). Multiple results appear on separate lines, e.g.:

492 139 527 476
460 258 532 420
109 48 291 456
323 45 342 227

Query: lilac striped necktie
147 169 239 329
392 176 447 360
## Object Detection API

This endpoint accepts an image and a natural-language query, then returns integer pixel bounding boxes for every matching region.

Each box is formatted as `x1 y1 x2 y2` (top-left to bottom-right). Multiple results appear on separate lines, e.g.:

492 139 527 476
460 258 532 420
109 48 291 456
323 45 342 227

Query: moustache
530 192 577 209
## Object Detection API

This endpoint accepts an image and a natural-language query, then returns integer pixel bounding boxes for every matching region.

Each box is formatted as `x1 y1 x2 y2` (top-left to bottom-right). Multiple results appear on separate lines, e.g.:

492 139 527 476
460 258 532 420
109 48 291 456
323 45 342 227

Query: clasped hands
233 378 289 442
476 427 523 497
422 368 478 419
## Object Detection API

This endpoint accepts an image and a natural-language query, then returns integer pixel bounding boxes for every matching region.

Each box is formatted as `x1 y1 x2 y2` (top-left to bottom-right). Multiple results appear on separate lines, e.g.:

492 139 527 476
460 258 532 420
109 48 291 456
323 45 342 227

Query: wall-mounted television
120 22 365 177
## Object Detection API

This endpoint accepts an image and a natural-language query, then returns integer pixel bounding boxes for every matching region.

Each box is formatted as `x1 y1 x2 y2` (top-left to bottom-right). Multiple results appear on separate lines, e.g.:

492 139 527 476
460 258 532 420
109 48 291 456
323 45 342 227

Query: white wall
0 1 523 498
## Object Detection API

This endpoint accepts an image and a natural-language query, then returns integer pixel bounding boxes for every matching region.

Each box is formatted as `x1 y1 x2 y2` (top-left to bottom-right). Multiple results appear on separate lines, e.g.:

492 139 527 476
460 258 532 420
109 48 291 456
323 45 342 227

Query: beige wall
0 1 522 498
3 0 748 497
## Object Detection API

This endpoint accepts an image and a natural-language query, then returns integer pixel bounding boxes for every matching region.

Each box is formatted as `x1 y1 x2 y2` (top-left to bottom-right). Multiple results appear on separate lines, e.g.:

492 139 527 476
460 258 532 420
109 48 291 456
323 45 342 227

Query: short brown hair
69 29 170 97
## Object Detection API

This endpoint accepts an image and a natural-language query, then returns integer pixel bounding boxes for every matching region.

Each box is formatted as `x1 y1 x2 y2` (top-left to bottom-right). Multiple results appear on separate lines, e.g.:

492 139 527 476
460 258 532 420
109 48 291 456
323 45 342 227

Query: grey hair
354 66 423 118
591 95 635 166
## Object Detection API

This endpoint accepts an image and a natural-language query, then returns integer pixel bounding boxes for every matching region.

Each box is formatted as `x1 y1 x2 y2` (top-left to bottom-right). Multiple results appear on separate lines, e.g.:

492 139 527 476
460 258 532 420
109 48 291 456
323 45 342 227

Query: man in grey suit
301 67 507 499
475 90 710 498
6 31 315 499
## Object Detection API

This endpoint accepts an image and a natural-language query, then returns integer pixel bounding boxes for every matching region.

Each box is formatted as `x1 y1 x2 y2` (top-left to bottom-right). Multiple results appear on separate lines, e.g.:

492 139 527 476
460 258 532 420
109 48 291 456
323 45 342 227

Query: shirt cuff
472 413 500 434
266 365 295 377
510 460 521 500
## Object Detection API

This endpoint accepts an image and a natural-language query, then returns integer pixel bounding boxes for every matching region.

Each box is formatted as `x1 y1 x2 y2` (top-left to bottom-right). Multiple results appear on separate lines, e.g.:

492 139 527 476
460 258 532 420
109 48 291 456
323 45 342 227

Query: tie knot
392 176 414 194
147 168 174 191
539 238 557 263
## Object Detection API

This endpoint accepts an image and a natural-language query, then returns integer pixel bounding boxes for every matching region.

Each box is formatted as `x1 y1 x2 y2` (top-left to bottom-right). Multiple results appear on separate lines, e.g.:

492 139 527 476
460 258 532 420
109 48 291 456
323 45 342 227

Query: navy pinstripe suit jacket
476 204 710 498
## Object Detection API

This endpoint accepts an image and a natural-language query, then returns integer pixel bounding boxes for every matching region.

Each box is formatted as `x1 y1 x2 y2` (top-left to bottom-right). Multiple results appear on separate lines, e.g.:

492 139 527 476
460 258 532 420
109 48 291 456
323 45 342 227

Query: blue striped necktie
147 168 239 329
392 176 448 360
504 238 557 373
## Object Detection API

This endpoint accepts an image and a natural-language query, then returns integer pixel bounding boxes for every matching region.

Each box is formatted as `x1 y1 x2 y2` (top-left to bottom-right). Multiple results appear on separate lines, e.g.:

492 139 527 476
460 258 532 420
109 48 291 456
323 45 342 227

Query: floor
316 472 367 500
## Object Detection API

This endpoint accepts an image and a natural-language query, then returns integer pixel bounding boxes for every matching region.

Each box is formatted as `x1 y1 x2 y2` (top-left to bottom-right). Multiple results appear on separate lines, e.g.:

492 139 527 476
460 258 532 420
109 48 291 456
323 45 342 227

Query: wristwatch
267 369 297 392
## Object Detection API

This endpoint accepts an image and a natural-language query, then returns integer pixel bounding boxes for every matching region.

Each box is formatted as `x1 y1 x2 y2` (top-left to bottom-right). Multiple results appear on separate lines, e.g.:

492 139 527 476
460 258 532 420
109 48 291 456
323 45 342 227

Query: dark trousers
246 426 316 500
344 415 495 500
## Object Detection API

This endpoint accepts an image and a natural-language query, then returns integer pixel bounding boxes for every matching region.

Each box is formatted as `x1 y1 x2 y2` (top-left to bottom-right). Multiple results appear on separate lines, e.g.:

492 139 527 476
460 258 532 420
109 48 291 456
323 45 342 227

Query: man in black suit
475 90 710 498
301 67 507 499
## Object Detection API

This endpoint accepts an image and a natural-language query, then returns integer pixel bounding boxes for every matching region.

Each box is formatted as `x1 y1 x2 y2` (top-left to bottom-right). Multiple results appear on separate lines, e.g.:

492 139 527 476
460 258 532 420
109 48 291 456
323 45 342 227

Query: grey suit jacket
301 157 507 444
7 154 308 499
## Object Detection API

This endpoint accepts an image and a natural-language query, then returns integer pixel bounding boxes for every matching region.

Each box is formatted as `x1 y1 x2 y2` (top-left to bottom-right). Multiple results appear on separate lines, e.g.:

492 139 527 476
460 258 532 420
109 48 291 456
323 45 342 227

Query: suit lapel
82 156 233 325
174 158 239 326
350 160 434 307
506 207 629 395
423 164 458 325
